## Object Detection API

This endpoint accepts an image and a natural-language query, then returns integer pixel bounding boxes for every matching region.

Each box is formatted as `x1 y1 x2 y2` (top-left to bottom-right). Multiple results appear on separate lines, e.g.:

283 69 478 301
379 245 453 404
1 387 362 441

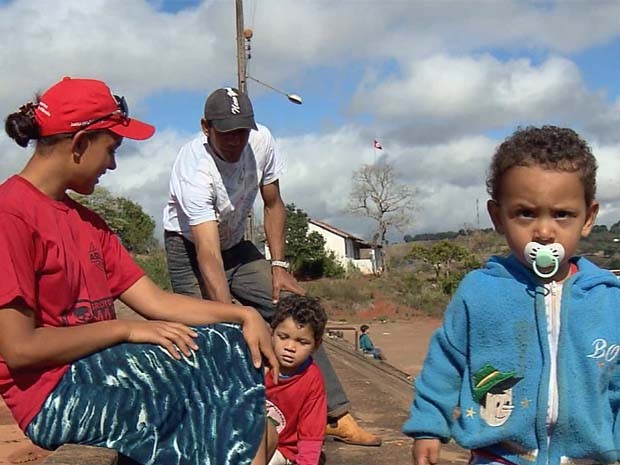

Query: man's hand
240 307 280 381
125 320 199 360
412 438 441 465
261 180 304 304
271 266 305 303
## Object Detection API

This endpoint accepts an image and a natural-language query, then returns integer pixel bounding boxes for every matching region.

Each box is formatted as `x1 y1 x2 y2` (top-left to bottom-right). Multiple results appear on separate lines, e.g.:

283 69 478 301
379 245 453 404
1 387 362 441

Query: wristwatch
271 260 290 270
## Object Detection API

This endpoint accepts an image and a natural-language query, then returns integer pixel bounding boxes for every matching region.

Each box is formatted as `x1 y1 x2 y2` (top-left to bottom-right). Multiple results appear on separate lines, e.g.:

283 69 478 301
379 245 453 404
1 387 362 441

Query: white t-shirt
163 124 284 251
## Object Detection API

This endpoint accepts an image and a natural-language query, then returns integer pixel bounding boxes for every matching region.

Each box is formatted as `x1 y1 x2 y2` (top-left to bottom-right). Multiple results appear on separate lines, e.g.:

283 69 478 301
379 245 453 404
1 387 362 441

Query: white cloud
2 0 620 241
4 0 620 109
0 134 32 180
351 54 610 144
0 0 232 108
3 119 620 246
247 1 620 64
98 128 196 241
591 142 620 228
278 127 493 238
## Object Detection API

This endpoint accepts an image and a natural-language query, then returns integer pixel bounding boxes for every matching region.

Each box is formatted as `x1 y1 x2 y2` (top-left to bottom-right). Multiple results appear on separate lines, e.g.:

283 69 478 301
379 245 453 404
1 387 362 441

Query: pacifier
523 242 565 279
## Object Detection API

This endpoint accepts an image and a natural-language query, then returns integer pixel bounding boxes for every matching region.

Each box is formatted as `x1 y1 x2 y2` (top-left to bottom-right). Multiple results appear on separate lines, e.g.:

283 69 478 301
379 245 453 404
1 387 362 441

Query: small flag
373 139 383 150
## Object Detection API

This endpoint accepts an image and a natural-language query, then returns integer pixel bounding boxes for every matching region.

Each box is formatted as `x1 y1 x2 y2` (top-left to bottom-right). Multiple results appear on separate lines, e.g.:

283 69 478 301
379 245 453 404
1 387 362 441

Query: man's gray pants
164 231 350 420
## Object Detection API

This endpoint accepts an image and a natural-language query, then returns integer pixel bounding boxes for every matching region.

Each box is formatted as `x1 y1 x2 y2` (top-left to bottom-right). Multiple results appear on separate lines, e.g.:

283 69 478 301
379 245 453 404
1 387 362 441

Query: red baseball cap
34 77 155 140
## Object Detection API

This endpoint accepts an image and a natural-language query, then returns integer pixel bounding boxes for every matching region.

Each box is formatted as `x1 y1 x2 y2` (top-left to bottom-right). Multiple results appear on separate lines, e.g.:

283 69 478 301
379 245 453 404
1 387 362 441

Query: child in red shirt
266 296 328 465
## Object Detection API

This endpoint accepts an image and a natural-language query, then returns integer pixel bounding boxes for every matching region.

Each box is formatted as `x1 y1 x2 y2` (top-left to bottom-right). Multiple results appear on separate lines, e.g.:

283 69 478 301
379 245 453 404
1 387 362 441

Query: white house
264 218 383 275
307 219 383 275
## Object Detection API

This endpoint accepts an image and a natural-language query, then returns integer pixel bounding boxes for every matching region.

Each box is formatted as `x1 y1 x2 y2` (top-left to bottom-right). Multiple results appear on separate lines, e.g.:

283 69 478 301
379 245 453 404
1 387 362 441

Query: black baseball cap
203 87 258 132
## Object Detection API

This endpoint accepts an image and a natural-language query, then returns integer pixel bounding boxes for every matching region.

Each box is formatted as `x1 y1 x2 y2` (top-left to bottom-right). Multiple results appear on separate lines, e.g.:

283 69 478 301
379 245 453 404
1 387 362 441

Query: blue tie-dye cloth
26 323 265 465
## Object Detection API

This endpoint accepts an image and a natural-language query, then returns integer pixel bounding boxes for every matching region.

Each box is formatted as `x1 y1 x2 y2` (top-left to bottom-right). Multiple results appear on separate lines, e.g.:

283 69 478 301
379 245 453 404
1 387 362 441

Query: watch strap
271 260 290 270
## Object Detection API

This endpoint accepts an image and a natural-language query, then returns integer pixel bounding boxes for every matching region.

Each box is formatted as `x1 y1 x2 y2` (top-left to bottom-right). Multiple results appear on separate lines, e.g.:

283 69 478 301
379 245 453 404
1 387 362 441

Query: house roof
308 219 380 248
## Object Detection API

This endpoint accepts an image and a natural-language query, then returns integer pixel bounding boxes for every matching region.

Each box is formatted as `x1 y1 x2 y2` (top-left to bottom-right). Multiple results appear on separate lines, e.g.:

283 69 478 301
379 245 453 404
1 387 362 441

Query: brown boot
325 413 382 446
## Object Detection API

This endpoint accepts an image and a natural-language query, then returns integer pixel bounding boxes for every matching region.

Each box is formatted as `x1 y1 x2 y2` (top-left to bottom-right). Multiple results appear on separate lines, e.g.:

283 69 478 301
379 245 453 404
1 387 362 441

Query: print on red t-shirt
0 176 144 430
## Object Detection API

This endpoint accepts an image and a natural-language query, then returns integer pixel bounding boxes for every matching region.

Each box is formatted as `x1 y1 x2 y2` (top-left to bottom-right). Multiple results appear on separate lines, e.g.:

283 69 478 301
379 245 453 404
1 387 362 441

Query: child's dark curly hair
271 295 327 342
486 125 597 205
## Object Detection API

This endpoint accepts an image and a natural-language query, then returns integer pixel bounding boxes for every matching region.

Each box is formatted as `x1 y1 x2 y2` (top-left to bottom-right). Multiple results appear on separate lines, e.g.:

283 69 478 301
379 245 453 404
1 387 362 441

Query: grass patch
134 249 171 291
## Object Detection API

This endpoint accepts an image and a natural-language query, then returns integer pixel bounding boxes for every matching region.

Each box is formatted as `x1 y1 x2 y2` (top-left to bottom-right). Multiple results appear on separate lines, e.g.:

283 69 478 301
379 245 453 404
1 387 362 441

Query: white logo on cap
37 101 51 117
225 87 241 115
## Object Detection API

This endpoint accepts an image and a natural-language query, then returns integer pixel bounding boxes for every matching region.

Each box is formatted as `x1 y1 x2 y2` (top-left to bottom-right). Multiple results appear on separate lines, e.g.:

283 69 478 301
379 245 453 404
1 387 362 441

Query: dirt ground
0 314 441 464
327 316 442 376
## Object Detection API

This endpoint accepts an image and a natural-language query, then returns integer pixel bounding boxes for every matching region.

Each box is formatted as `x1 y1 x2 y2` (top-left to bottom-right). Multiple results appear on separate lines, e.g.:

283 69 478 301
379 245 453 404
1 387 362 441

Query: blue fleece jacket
403 255 620 465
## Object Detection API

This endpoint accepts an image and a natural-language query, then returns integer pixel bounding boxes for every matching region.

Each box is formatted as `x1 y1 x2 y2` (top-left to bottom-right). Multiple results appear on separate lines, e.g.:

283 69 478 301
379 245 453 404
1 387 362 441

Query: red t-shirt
0 176 144 430
265 359 326 465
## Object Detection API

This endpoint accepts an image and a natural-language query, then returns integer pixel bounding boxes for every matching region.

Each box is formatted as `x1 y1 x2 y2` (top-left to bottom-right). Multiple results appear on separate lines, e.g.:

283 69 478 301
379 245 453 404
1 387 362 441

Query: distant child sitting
266 295 328 465
403 126 620 465
359 325 385 360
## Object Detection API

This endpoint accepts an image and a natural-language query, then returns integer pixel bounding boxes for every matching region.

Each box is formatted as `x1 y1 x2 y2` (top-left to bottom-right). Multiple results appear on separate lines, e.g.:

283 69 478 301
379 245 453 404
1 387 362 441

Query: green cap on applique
472 364 521 404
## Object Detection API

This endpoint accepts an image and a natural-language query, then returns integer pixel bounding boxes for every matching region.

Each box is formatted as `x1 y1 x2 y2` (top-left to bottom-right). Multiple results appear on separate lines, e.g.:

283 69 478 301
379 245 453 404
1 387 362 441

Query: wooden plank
42 445 117 465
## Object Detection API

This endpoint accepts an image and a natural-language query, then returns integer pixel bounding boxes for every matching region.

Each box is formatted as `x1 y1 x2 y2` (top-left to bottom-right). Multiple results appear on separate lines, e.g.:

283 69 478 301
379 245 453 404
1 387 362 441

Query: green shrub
72 187 156 254
134 249 171 291
609 257 620 269
305 277 373 310
322 252 346 278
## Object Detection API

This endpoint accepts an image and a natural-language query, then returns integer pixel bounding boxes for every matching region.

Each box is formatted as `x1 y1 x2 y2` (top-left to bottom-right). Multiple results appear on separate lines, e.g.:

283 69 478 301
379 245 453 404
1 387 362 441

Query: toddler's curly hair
271 295 327 342
486 125 597 205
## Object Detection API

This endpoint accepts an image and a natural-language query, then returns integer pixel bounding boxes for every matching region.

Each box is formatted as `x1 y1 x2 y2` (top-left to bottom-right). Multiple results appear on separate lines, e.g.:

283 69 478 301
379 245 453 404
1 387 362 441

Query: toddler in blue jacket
404 126 620 465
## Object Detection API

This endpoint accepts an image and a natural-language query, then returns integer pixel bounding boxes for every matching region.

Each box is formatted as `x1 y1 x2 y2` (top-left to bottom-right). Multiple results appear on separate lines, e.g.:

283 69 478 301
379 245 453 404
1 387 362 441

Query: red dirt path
0 401 48 464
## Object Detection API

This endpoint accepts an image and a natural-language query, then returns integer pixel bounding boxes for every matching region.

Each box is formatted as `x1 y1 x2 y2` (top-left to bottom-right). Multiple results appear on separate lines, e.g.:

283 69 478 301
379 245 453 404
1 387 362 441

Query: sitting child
359 325 386 360
266 295 327 465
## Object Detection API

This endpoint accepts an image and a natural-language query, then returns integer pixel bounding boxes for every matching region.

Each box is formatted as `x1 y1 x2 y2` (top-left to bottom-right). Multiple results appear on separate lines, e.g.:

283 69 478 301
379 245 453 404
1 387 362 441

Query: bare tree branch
347 163 416 250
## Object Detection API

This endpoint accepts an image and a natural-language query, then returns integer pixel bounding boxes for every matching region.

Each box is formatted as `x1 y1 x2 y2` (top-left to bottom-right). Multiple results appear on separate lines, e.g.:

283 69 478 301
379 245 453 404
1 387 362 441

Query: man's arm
261 180 286 262
260 181 305 301
190 221 232 303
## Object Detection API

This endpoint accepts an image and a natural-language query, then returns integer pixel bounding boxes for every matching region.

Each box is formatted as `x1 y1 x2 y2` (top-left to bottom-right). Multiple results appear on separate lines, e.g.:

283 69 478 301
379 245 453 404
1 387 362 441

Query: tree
407 240 482 295
71 187 156 254
348 163 415 246
348 163 416 270
592 224 609 234
284 204 345 278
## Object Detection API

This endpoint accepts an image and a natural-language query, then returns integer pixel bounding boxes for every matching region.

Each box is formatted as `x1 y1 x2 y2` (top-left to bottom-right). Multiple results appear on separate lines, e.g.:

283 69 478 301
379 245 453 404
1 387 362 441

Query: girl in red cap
0 77 276 465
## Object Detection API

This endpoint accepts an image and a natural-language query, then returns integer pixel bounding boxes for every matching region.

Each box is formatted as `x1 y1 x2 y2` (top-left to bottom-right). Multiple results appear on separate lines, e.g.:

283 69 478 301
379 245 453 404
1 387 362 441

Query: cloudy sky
2 0 620 242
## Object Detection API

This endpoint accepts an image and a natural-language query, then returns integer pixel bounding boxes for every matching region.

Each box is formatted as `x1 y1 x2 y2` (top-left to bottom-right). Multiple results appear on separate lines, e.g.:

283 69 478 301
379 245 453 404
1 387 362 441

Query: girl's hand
241 307 280 381
124 320 199 360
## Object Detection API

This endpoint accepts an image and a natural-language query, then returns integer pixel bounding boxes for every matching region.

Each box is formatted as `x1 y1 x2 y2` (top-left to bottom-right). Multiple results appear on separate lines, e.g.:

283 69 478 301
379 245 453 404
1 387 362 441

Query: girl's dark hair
5 100 40 148
271 295 327 342
486 125 598 205
6 97 100 149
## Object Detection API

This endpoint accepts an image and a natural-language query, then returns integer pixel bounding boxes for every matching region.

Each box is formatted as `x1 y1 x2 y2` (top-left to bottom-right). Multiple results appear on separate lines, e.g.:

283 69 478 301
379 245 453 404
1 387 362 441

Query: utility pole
235 0 247 94
236 0 255 243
